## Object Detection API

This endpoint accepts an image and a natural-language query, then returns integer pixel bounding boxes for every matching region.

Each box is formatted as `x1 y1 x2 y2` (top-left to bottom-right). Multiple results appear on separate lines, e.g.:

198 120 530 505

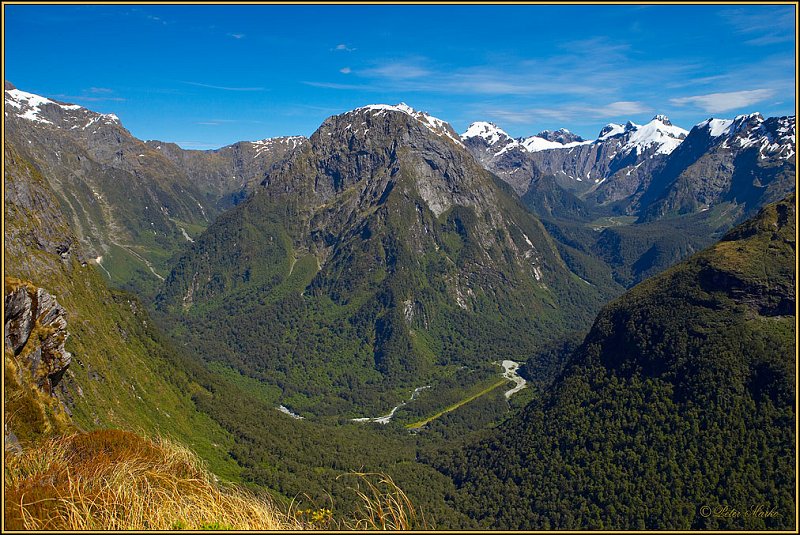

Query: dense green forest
432 195 796 530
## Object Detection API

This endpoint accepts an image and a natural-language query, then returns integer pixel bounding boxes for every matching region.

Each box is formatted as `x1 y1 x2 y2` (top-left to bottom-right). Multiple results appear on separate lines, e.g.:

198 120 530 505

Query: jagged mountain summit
157 102 604 416
534 128 586 145
638 112 796 222
461 114 688 200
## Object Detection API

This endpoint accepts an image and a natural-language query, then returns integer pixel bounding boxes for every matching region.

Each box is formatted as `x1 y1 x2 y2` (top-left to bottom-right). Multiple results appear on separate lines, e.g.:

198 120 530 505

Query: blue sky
4 4 796 149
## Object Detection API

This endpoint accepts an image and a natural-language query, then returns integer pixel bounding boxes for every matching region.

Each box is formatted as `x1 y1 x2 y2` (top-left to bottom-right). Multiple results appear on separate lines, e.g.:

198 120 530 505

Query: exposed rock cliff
4 277 73 444
5 278 72 393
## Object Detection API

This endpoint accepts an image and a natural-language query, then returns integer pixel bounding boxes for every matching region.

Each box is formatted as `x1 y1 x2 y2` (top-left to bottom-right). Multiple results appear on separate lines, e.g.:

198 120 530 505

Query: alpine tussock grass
4 429 301 530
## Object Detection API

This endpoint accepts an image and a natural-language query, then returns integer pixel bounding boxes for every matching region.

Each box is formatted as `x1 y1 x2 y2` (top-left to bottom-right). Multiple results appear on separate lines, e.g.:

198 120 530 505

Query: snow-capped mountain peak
623 116 688 156
652 114 673 126
462 121 591 155
356 103 463 145
461 121 514 145
5 87 120 128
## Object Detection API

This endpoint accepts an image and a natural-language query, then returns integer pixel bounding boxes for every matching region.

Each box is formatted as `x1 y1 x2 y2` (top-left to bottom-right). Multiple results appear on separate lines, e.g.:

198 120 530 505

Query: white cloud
594 101 651 116
333 43 356 52
362 62 430 80
670 89 774 113
484 101 651 126
228 33 245 39
339 67 352 74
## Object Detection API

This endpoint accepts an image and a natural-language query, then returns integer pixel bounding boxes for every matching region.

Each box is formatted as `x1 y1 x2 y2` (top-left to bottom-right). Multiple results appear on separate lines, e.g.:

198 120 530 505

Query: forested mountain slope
433 194 796 530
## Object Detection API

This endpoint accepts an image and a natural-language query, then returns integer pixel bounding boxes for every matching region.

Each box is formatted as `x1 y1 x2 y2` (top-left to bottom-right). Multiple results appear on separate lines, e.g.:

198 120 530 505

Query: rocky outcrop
4 279 72 394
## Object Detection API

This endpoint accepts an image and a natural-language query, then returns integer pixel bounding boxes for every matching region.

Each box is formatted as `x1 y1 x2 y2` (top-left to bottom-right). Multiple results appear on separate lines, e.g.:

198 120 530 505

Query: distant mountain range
4 81 796 531
461 112 794 220
5 82 795 411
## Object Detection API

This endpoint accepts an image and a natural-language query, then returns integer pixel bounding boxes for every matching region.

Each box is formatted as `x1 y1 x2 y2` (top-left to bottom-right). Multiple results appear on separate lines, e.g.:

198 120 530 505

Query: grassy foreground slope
4 430 299 530
4 141 239 478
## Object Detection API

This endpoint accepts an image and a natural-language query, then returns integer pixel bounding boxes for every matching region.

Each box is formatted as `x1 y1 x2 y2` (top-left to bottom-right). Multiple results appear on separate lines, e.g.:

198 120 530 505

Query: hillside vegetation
434 195 796 530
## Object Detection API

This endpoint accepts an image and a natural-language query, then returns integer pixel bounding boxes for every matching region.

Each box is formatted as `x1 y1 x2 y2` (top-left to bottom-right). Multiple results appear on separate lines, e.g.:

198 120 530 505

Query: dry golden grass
337 472 425 530
4 429 302 530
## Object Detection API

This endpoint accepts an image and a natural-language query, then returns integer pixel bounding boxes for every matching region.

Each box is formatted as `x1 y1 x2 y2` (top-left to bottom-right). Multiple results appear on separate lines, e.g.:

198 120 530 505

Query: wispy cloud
307 40 698 99
361 62 431 80
228 33 245 39
486 100 651 125
55 87 125 103
339 67 352 74
182 81 265 92
333 43 356 52
594 101 651 116
670 89 775 113
718 6 795 46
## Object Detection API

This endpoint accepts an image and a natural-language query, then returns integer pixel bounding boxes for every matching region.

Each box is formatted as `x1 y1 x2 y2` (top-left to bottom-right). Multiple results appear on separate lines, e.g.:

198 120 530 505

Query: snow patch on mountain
5 87 120 127
520 135 589 152
623 116 688 155
697 118 735 137
249 135 306 157
358 103 463 146
597 123 626 141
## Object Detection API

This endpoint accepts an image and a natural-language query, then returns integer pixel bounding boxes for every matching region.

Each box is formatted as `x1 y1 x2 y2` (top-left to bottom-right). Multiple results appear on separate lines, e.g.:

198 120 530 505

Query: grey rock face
144 136 307 210
262 106 505 247
4 281 72 394
535 128 585 144
638 114 796 222
4 286 33 353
